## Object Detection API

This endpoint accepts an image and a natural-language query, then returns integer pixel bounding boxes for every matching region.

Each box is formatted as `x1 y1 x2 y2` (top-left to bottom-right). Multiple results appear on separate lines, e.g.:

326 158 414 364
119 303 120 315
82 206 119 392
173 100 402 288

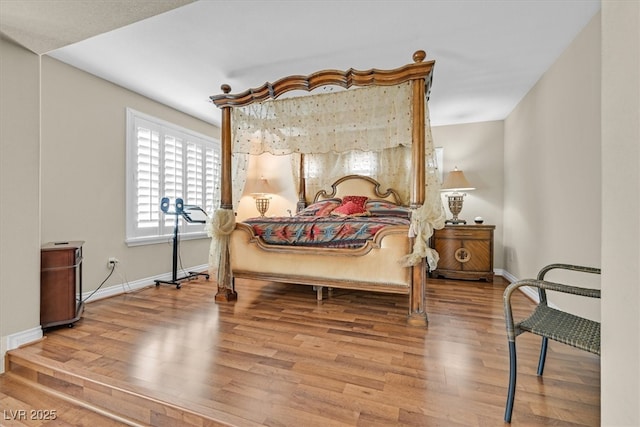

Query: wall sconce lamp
250 176 273 217
440 167 475 224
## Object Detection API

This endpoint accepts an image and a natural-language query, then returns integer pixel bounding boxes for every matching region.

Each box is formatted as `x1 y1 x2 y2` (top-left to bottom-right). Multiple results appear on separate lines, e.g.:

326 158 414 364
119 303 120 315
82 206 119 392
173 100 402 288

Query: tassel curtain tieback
206 209 236 286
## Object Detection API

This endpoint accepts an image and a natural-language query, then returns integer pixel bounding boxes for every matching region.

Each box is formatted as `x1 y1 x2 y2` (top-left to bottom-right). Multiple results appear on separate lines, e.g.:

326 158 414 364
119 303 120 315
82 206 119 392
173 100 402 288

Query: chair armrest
537 263 601 280
535 263 601 305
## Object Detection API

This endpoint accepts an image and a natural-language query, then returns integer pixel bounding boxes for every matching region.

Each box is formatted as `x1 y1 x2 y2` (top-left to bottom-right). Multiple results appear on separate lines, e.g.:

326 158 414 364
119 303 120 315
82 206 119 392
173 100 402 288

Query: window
126 108 220 246
305 151 377 179
347 151 376 175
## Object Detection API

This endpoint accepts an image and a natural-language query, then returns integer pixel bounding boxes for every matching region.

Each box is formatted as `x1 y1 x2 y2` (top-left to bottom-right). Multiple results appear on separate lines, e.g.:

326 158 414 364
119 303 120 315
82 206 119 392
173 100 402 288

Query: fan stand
155 199 210 289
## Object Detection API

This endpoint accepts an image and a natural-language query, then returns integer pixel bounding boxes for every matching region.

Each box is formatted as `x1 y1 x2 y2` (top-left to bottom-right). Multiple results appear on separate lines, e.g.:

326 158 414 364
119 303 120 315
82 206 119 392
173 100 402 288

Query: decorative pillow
330 200 370 217
342 195 369 209
366 200 411 218
297 199 341 216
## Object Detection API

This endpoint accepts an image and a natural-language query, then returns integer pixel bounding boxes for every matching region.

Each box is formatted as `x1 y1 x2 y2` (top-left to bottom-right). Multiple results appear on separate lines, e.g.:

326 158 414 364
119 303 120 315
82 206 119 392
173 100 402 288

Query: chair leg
537 337 549 376
505 340 517 423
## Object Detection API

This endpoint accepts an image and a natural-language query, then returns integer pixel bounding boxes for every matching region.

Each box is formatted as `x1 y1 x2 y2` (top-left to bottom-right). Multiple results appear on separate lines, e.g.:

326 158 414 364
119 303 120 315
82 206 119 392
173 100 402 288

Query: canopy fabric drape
231 153 249 211
231 82 440 207
231 83 413 156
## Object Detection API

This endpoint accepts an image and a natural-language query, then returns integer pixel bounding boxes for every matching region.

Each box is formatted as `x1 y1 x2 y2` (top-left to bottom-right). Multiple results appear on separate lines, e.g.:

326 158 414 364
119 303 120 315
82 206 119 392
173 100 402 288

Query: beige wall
0 37 42 371
39 57 219 292
503 13 602 320
431 120 505 269
601 1 640 425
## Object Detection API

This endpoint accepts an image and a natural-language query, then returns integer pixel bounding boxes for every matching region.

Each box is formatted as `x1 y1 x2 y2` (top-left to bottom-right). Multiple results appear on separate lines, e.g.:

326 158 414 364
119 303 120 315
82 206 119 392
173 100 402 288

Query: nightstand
430 225 495 281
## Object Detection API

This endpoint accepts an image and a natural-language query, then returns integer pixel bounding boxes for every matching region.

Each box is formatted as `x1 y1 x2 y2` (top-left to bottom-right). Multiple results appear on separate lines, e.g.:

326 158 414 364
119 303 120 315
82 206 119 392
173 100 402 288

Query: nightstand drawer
436 228 492 240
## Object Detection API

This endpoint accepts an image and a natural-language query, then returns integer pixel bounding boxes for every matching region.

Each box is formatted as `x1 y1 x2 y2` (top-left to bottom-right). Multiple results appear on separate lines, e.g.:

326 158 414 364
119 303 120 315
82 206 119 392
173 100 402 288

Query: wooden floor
2 276 600 426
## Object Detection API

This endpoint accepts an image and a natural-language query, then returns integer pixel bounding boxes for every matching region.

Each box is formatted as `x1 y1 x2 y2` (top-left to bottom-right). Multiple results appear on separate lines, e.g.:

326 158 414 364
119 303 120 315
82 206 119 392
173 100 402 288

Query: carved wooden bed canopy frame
210 50 435 325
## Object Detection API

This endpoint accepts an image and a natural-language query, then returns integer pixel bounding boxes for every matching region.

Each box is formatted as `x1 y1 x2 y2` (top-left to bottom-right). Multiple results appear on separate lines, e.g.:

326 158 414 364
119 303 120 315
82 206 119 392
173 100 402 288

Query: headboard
313 175 402 205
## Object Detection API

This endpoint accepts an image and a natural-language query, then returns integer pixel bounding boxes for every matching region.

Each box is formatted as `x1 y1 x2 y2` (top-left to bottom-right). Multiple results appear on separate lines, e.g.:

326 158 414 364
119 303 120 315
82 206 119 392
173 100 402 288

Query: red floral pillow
330 196 370 217
342 195 369 209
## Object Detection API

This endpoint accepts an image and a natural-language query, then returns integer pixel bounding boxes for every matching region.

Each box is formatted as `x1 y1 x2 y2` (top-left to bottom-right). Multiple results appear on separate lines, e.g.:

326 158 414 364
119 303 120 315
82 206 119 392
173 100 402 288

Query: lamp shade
249 176 273 198
441 167 475 191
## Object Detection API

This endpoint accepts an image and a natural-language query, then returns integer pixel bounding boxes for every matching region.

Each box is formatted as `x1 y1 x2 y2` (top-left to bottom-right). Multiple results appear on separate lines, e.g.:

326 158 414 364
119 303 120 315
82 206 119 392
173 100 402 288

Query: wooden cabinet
40 241 84 328
430 225 494 281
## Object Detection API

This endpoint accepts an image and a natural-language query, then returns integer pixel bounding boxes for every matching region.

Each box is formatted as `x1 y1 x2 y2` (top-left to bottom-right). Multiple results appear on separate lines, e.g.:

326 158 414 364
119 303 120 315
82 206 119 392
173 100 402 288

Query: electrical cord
81 263 115 304
177 232 187 276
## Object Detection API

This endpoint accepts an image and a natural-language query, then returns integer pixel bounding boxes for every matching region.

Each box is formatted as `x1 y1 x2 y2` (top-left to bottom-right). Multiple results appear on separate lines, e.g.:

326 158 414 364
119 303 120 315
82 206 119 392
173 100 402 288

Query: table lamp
441 167 475 224
250 176 273 217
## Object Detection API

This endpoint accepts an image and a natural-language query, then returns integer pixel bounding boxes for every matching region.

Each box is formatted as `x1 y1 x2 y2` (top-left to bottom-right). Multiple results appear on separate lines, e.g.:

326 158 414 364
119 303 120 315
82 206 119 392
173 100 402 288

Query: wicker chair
503 263 601 423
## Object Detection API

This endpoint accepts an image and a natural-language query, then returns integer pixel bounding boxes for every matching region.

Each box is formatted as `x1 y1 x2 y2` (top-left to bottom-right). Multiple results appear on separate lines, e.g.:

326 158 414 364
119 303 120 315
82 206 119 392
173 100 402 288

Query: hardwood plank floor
2 276 600 426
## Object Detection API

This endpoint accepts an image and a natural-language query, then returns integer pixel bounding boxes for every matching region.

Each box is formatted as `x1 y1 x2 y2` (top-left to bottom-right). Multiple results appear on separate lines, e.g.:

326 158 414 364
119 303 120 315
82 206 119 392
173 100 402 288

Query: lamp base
255 197 270 217
446 193 466 225
445 218 467 225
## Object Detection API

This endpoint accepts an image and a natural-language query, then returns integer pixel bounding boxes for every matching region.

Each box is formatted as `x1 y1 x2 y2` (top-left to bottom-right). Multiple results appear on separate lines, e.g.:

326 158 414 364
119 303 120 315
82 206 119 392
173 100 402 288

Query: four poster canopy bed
208 51 445 326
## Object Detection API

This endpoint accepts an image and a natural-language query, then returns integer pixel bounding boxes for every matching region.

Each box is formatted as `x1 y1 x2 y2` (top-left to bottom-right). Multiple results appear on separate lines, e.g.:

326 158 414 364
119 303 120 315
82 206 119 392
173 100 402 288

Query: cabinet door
433 238 461 270
461 239 491 272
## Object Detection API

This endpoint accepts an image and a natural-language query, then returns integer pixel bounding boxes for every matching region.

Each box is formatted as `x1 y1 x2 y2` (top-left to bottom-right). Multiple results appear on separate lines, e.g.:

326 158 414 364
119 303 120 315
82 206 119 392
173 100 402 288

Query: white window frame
125 108 220 246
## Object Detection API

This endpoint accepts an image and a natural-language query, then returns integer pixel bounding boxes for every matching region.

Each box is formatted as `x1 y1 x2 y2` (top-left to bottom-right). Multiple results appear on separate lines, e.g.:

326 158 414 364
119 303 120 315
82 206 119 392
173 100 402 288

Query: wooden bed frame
211 51 435 326
230 175 412 302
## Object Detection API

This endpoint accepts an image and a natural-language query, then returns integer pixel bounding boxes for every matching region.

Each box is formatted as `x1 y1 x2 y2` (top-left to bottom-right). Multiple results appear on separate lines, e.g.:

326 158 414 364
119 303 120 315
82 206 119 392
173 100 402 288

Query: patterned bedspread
243 215 410 248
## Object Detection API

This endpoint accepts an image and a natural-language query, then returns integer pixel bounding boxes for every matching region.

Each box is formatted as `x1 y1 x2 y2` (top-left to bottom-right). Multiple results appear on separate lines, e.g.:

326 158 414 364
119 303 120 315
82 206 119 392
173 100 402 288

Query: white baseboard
496 268 546 305
2 326 44 373
80 263 209 303
496 268 517 283
6 326 43 350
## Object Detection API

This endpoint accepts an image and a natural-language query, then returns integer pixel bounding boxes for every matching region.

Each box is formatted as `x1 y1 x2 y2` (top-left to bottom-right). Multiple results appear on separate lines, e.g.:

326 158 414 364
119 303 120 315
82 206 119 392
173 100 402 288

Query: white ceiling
1 0 600 127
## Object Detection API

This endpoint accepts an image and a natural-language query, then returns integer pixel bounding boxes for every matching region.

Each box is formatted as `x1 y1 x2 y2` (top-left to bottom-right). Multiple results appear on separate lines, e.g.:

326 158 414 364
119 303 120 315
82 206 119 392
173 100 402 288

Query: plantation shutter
186 142 203 207
163 135 184 228
135 125 161 230
126 109 221 245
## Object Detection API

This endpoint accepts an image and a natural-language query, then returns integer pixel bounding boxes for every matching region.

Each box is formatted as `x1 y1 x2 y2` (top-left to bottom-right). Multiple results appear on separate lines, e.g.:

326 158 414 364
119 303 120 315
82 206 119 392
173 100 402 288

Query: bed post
410 50 427 208
215 84 238 302
407 50 428 327
297 153 307 212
